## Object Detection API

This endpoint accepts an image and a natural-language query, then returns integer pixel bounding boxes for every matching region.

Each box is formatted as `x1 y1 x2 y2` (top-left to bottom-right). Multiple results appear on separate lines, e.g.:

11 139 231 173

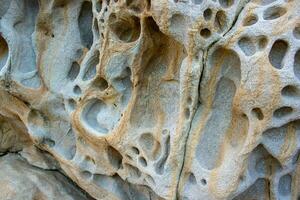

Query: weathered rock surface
0 153 92 200
0 0 300 199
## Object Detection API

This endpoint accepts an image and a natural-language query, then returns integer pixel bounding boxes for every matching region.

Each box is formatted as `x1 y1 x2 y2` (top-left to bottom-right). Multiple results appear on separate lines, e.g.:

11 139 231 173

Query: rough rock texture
0 0 300 199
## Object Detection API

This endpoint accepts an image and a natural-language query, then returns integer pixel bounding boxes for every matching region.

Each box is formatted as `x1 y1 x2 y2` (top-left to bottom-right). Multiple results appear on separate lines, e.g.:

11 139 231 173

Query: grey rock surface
0 0 300 199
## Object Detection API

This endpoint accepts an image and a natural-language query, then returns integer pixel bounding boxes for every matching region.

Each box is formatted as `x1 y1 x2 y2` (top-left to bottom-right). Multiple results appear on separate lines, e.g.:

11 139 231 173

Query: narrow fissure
174 1 250 199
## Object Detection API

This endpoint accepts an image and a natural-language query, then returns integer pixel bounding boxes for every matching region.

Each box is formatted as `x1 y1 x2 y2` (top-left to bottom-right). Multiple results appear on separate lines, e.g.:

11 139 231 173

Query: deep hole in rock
278 174 291 196
68 62 80 81
124 163 141 179
252 108 264 120
131 146 140 155
96 0 102 13
184 108 190 119
268 40 288 69
273 106 293 119
73 85 82 95
93 19 100 38
200 28 211 38
108 13 141 43
188 173 197 184
138 156 147 167
145 175 155 185
0 35 8 71
125 0 146 13
81 98 109 133
67 99 77 110
200 179 207 186
215 10 227 33
218 0 234 8
155 134 170 174
93 77 109 91
243 14 258 26
79 1 93 49
107 145 123 170
281 85 298 97
294 50 300 80
263 6 287 20
258 36 268 49
293 25 300 40
203 9 212 21
139 132 161 160
252 144 281 176
83 51 99 81
238 37 256 56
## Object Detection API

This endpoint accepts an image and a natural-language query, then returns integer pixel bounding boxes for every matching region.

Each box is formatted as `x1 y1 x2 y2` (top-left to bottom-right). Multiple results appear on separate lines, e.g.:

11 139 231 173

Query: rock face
0 0 300 199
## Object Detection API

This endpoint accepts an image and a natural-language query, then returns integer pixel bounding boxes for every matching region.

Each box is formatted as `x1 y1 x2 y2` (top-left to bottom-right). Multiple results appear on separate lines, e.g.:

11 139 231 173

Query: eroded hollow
79 1 93 49
281 85 299 97
139 132 161 160
252 108 264 120
238 37 256 56
200 28 211 38
278 174 292 196
263 6 287 20
218 0 234 8
268 40 288 69
107 145 123 170
68 62 80 81
294 50 300 80
273 106 293 119
243 14 258 26
92 77 109 91
293 25 300 40
108 12 141 43
196 47 241 170
125 0 150 13
0 35 9 71
203 8 212 21
83 50 99 81
215 10 227 33
81 98 109 134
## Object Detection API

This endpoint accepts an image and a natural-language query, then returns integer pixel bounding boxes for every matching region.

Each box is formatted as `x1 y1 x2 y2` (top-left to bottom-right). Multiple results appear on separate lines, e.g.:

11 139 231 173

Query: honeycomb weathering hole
268 39 288 69
263 6 287 20
273 106 293 119
215 10 227 33
218 0 234 8
238 37 256 56
293 25 300 40
68 62 80 81
83 50 99 81
294 50 300 80
243 14 258 26
108 13 141 43
0 35 8 70
79 1 93 49
81 98 109 135
252 108 264 120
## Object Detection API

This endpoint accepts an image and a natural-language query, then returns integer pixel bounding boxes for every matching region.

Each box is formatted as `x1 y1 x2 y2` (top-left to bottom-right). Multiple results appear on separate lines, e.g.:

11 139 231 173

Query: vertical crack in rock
175 1 250 199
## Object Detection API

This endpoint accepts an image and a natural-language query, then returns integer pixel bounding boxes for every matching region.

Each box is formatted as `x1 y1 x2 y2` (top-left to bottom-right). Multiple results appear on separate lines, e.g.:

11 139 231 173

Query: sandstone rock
0 153 92 200
0 0 299 199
